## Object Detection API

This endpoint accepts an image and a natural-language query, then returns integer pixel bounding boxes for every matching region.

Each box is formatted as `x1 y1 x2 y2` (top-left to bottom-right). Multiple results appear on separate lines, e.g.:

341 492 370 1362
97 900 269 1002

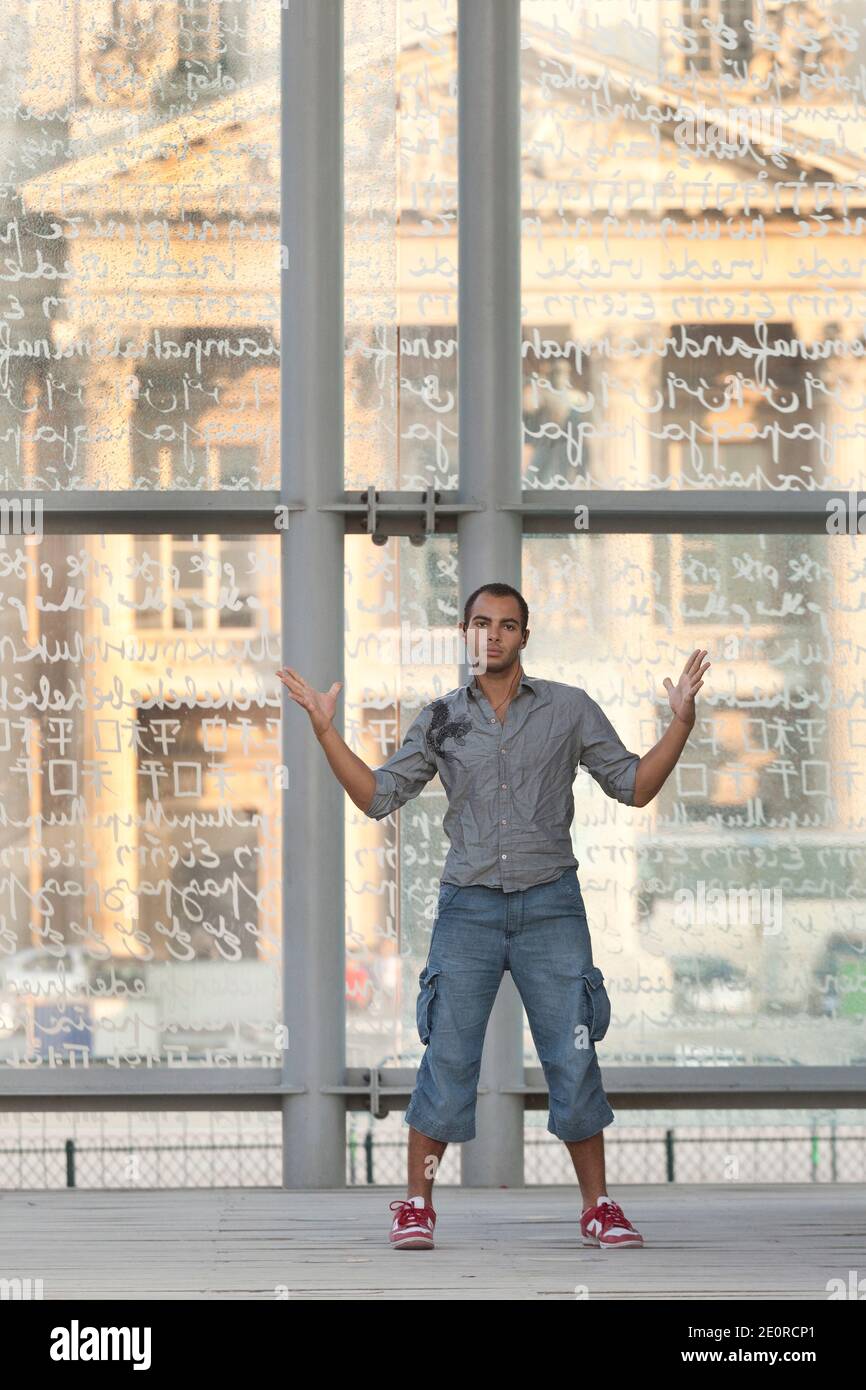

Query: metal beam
7 489 862 535
280 0 346 1187
0 489 290 534
508 490 866 534
456 0 525 1190
3 1067 864 1113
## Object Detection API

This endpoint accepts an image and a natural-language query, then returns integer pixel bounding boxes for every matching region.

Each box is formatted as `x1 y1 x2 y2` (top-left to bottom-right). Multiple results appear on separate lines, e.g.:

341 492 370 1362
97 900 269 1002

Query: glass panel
344 532 459 1068
523 531 865 1066
0 530 281 1066
0 0 279 490
520 0 866 490
344 0 458 491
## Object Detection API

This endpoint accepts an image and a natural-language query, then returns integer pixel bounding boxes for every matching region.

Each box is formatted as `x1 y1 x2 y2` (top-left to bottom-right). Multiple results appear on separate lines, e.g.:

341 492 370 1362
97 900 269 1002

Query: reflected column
80 356 141 930
588 335 666 1018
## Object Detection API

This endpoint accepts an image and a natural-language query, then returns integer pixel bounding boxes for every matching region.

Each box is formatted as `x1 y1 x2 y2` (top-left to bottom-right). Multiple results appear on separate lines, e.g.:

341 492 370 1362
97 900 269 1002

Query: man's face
461 595 527 673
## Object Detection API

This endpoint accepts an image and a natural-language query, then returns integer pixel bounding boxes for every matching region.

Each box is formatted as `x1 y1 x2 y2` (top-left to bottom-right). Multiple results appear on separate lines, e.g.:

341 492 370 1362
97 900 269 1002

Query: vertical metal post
830 1120 837 1184
665 1129 675 1183
457 0 525 1188
365 1129 374 1185
281 0 347 1186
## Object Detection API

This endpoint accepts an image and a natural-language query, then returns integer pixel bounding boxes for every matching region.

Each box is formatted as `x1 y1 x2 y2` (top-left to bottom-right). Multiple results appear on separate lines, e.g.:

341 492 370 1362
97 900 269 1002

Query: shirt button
501 818 506 824
490 717 496 722
501 853 507 860
501 783 507 789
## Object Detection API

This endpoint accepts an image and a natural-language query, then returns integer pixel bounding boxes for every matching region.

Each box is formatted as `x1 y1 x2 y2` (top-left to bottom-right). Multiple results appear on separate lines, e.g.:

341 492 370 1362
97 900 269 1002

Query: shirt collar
465 668 538 699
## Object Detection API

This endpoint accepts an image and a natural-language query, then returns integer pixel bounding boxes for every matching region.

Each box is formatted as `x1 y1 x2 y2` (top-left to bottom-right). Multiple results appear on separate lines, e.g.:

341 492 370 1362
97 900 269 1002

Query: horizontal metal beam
513 1066 866 1112
507 490 866 534
0 1068 304 1111
0 490 290 535
2 489 861 535
3 489 862 536
1 1066 863 1113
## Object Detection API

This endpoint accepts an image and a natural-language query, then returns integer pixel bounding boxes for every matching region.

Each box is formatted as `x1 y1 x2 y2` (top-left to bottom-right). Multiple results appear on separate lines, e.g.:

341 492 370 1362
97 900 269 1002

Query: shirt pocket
438 727 494 763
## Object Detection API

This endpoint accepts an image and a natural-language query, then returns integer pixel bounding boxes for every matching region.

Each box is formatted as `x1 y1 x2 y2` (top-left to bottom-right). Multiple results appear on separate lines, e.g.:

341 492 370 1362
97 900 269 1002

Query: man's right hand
276 667 343 737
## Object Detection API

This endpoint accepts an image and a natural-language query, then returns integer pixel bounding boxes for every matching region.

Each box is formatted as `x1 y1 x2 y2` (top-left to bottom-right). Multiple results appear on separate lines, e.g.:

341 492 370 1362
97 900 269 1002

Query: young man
277 583 710 1251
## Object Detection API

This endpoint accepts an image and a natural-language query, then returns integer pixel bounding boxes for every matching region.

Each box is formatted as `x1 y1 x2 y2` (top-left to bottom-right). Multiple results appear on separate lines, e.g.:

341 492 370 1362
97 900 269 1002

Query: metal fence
1 1119 864 1188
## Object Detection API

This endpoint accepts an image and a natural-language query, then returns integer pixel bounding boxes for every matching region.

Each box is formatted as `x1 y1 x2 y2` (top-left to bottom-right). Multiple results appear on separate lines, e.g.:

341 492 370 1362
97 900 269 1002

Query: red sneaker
580 1195 644 1248
389 1195 436 1249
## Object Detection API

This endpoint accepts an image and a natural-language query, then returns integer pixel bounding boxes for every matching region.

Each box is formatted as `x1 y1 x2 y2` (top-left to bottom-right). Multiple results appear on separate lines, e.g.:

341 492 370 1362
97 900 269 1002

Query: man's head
460 583 529 675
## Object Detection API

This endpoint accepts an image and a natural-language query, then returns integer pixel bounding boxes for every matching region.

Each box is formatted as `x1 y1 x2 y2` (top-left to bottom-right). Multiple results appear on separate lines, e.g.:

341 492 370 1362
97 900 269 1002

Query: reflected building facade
0 1 863 1097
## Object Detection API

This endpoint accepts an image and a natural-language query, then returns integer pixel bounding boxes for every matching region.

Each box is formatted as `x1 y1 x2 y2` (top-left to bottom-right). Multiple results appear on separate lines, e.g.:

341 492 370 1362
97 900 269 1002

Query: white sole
582 1235 644 1248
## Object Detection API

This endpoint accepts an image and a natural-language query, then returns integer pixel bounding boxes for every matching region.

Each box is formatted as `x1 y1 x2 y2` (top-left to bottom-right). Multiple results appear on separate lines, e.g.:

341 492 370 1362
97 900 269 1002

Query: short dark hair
463 583 529 634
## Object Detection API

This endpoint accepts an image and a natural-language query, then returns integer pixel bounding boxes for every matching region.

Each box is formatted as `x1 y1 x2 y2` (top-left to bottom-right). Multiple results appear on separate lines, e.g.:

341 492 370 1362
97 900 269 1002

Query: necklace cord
476 663 522 717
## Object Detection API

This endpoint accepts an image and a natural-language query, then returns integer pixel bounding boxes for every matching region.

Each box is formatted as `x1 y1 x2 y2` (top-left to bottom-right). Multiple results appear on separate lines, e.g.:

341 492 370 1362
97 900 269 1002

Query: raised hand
663 648 710 726
276 667 342 737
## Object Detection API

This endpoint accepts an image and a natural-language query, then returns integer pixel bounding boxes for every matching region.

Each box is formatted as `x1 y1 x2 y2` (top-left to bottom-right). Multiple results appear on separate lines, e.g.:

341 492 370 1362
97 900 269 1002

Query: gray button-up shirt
365 672 641 892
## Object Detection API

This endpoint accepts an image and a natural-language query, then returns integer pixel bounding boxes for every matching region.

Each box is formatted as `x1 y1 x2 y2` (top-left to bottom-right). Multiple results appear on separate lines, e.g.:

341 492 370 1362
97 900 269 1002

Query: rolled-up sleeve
365 709 438 820
577 692 641 806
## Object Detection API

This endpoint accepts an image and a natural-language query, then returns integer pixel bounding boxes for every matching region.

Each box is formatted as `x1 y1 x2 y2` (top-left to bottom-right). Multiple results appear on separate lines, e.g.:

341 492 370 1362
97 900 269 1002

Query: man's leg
403 886 507 1185
563 1128 607 1209
508 872 615 1171
407 1127 447 1204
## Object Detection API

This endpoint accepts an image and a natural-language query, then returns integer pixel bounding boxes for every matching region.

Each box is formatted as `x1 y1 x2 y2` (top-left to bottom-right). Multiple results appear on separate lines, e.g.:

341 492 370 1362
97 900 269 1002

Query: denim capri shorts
404 867 615 1144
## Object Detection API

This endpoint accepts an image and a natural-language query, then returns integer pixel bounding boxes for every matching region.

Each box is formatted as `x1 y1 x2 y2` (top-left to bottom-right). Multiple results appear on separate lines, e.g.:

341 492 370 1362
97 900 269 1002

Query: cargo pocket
582 966 611 1042
416 964 442 1046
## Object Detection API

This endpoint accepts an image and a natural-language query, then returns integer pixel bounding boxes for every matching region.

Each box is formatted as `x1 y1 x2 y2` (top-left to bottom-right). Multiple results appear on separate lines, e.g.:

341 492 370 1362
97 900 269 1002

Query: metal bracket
318 489 483 538
319 1069 492 1118
420 486 437 545
363 485 383 545
363 1067 387 1119
361 485 441 546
